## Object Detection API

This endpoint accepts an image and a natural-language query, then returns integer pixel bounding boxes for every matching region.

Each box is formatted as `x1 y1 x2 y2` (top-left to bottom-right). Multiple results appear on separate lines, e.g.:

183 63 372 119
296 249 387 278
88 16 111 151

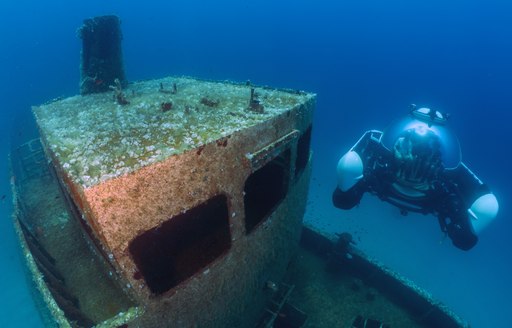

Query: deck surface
283 245 425 328
11 140 135 326
33 77 313 187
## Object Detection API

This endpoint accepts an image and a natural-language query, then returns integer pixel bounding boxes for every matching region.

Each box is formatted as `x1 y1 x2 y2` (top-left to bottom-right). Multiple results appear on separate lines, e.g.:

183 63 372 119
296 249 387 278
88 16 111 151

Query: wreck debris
200 97 220 108
247 87 264 113
161 101 173 112
184 105 192 115
333 232 356 258
109 78 130 105
159 82 177 94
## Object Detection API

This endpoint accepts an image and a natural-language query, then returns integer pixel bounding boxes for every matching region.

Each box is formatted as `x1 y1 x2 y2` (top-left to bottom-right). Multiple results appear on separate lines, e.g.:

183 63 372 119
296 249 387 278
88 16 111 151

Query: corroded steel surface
30 77 315 327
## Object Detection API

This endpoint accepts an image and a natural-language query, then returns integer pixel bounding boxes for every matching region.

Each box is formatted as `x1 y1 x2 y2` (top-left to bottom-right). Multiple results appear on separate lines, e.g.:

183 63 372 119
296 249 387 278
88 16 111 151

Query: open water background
1 1 511 327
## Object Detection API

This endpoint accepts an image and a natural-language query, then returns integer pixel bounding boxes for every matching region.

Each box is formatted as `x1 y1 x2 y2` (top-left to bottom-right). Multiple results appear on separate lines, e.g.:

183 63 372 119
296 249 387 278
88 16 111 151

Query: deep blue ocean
1 1 511 327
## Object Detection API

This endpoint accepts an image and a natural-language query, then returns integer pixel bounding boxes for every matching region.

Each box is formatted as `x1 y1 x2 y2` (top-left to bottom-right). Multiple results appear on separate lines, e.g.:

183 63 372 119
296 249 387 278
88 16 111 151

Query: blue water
1 1 511 327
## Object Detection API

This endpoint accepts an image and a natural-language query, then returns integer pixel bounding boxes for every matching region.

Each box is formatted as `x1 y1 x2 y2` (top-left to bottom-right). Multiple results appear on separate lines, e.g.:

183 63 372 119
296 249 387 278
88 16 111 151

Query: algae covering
10 139 139 328
33 76 314 188
285 247 423 328
22 75 316 327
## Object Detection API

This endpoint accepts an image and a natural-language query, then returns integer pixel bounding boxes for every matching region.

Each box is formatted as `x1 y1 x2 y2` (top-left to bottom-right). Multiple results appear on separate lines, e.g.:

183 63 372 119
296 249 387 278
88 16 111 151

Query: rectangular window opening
129 194 231 295
295 125 312 177
244 149 291 234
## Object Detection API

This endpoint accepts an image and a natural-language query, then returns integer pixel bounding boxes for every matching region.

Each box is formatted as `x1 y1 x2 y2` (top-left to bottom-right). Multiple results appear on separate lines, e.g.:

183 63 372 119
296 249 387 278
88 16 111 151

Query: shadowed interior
129 194 231 295
244 149 291 234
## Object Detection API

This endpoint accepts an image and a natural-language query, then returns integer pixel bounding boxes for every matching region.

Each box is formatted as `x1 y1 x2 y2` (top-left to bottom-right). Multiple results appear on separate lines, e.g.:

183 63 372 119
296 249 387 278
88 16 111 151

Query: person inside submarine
333 105 499 250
